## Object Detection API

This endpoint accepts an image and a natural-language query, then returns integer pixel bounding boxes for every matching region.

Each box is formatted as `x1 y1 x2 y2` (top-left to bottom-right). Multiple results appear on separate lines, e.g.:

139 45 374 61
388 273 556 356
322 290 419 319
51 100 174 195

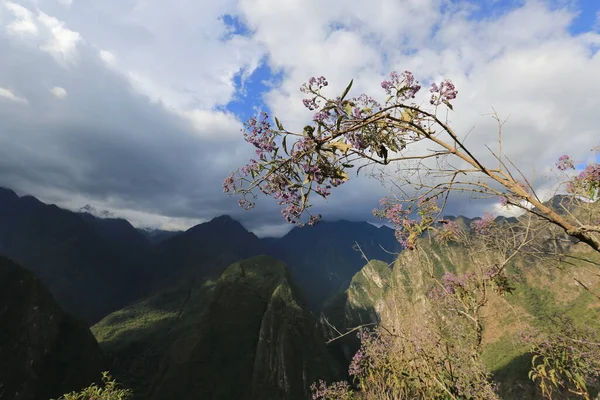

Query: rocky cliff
0 256 105 400
93 255 342 400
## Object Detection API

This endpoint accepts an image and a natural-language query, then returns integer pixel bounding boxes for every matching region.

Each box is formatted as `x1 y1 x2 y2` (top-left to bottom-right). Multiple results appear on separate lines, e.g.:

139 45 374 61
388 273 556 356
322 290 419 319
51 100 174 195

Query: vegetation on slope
0 256 105 400
92 256 342 400
321 217 600 399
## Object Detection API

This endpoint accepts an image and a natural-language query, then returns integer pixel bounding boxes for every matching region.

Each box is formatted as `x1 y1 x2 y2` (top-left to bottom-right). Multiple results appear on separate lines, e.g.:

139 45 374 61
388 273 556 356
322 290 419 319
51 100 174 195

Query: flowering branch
224 71 600 253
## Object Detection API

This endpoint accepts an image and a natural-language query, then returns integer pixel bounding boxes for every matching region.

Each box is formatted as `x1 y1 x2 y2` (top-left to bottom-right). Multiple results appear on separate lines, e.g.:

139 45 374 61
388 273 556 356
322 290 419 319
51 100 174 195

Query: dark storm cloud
0 26 278 230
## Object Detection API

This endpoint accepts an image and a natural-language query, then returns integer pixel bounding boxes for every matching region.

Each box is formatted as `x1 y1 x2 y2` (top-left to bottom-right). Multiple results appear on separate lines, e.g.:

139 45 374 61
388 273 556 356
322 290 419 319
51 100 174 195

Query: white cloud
47 0 266 111
237 0 600 218
57 0 72 7
1 0 599 232
50 86 67 98
4 2 38 36
181 109 242 140
37 12 81 65
0 87 29 104
98 49 115 66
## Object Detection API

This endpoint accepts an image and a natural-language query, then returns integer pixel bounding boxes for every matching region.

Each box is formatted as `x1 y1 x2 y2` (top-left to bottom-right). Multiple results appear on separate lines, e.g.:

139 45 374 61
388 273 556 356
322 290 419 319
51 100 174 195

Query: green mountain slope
322 227 600 399
264 220 402 312
92 256 342 400
0 256 105 400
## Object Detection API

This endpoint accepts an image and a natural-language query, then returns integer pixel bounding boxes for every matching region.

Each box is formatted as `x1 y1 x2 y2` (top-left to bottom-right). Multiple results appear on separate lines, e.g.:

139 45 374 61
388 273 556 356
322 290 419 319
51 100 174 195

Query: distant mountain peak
0 186 18 197
210 214 236 223
78 204 114 219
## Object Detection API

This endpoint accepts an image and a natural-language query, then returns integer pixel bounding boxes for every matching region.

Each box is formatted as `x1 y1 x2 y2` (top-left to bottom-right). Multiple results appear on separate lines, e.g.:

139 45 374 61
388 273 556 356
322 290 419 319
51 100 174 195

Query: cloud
98 49 115 66
0 0 276 233
4 2 38 35
181 109 243 140
37 12 81 64
50 86 67 98
236 0 600 222
0 0 599 235
0 87 29 104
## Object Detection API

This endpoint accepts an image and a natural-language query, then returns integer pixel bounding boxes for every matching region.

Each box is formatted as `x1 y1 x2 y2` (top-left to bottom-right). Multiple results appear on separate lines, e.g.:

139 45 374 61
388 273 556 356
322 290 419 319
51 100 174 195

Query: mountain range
0 186 399 324
3 185 597 399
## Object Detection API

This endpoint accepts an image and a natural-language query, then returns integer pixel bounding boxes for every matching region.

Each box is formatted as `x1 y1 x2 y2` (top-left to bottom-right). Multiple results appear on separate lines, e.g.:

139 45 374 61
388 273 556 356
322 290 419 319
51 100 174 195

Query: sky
0 0 599 237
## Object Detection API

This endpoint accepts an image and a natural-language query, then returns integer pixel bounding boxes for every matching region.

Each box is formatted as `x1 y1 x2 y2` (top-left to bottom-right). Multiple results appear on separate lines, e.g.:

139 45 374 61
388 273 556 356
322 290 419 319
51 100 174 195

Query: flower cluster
243 112 277 159
373 198 414 248
567 163 600 200
470 213 495 235
301 76 328 110
348 348 367 376
442 271 476 295
225 96 361 225
556 154 574 171
223 173 236 194
226 70 460 229
434 219 462 243
310 380 353 400
430 79 458 106
349 329 393 378
381 70 421 100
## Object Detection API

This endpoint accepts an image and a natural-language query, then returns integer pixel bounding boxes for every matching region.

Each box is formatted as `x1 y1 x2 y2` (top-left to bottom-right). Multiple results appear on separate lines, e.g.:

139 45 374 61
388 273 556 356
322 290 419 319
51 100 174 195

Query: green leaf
275 117 284 130
282 135 289 155
340 79 353 101
336 115 343 131
574 374 587 390
443 100 454 110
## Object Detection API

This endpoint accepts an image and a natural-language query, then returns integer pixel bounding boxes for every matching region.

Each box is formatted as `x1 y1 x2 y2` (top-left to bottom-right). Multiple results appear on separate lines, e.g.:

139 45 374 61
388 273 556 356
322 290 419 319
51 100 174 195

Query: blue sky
569 0 600 34
0 0 599 235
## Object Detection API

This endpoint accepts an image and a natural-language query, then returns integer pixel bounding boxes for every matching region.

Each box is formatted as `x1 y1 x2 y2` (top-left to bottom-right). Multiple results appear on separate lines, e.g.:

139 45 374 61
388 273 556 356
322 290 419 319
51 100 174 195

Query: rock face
148 256 342 400
0 256 105 400
321 226 600 399
264 221 402 312
93 256 342 400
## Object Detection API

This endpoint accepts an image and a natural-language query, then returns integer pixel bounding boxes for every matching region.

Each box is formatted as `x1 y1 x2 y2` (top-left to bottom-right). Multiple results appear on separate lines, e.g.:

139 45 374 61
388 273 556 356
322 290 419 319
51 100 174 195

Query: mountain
78 212 151 253
0 189 266 325
137 228 182 245
0 186 399 326
92 256 343 400
264 220 402 311
321 221 600 399
146 215 267 289
319 259 391 363
0 187 149 323
0 255 105 400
